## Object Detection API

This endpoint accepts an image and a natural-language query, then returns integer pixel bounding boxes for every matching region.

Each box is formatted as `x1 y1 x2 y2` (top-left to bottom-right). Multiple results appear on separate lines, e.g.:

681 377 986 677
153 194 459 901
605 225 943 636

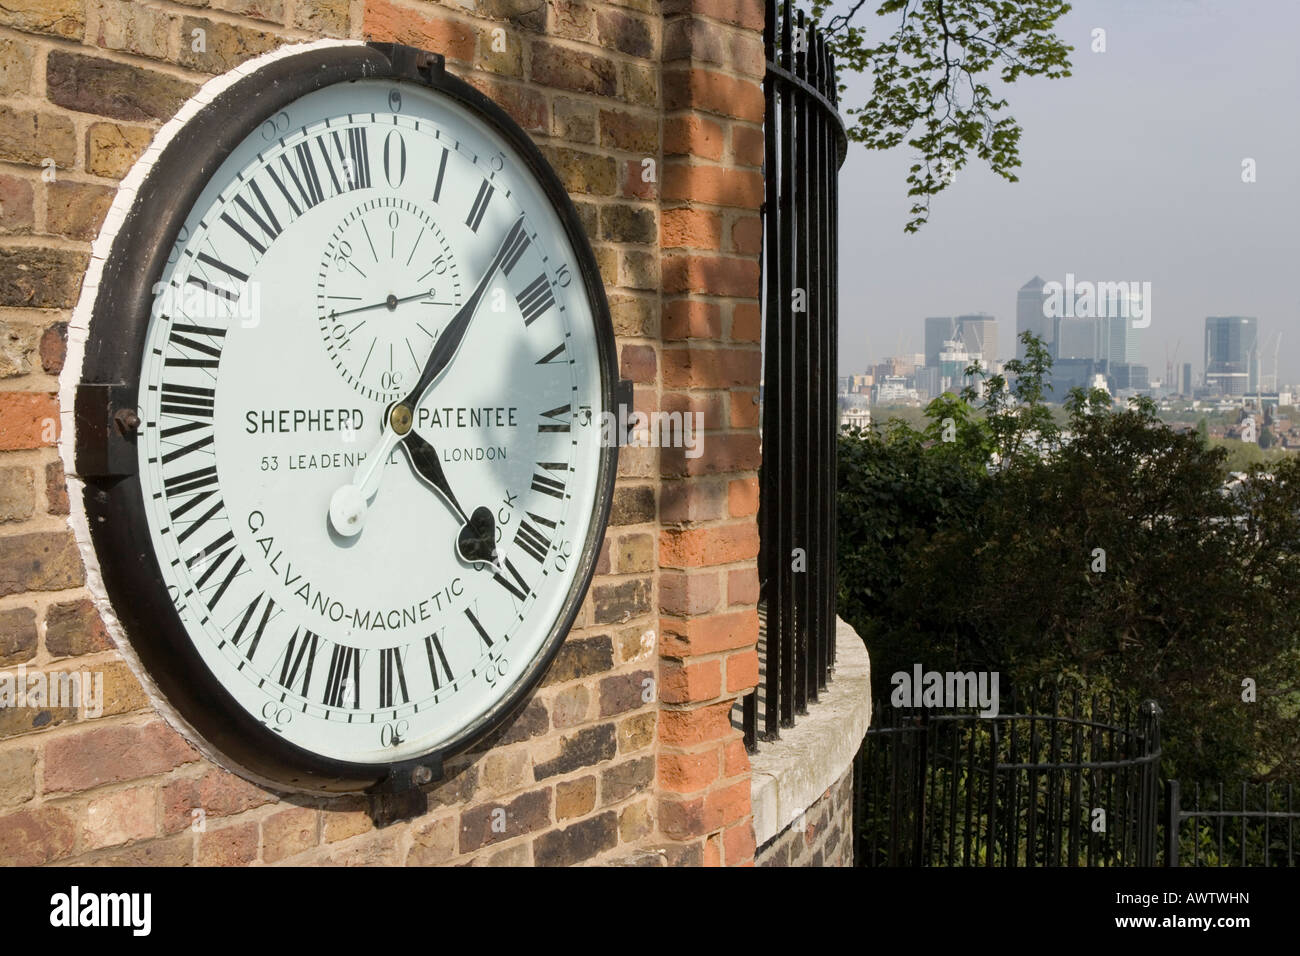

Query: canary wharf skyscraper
1204 316 1259 395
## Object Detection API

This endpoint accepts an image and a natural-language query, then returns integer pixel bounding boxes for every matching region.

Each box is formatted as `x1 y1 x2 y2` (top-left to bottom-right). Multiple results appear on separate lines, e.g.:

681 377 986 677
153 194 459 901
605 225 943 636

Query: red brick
661 207 721 250
731 214 762 255
0 392 58 449
731 302 761 342
663 299 722 339
659 478 727 523
620 343 656 383
659 657 722 704
663 255 760 298
659 609 757 658
725 647 759 693
0 806 75 865
662 432 761 478
730 389 760 428
723 738 750 778
727 566 760 606
659 570 721 616
658 700 734 747
363 0 475 61
663 68 764 122
40 322 67 373
723 819 756 863
662 162 763 208
662 346 760 388
161 768 275 834
728 476 759 516
658 746 720 792
44 721 199 792
703 831 722 866
731 124 764 166
622 158 656 199
662 0 765 33
661 390 726 430
660 523 759 569
703 778 751 829
664 114 724 160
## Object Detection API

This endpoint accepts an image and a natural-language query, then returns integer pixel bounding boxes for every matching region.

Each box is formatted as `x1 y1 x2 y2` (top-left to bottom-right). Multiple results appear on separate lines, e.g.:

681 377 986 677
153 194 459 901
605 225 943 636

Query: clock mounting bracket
74 382 140 479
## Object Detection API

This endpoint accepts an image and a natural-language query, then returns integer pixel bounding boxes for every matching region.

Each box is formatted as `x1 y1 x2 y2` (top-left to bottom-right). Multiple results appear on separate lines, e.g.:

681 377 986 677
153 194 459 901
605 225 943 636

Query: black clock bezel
71 42 621 793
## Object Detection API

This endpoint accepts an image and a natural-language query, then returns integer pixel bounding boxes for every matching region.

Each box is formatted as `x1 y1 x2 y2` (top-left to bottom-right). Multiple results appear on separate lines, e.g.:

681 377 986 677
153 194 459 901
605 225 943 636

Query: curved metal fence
854 691 1163 866
745 1 848 750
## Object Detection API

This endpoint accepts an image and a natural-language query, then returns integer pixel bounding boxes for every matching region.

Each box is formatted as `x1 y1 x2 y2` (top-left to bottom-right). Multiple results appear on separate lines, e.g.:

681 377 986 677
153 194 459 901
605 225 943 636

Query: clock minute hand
397 213 527 411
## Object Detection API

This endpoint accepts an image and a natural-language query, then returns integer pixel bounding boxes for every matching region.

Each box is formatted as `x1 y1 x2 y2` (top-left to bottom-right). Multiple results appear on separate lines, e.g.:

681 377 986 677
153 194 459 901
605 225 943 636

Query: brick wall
0 0 764 866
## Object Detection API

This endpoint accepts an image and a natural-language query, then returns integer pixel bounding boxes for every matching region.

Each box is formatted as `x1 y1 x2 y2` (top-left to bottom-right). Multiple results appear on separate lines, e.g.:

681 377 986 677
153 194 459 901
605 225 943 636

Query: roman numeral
277 627 320 697
501 224 531 275
517 274 554 326
220 180 283 255
186 530 236 591
466 180 494 232
194 252 249 286
538 404 571 433
536 342 566 365
338 127 371 190
530 462 568 499
465 607 494 651
378 646 410 708
230 592 276 661
515 517 553 563
166 323 225 370
424 631 454 691
431 147 449 203
204 551 245 611
322 643 364 709
175 494 223 543
184 275 239 305
165 465 218 496
160 382 214 419
492 555 530 602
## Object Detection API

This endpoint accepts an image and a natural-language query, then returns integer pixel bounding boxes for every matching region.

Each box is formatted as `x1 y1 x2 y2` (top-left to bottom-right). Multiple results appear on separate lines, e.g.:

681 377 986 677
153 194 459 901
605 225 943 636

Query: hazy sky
830 0 1300 385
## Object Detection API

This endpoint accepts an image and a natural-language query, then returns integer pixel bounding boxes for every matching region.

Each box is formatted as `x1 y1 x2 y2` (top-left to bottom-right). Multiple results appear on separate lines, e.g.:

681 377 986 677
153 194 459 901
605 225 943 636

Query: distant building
1111 363 1150 391
957 314 998 367
1055 316 1105 361
924 317 959 368
839 396 872 431
913 366 941 400
1051 358 1107 397
1205 316 1259 396
1182 362 1193 396
1016 276 1051 359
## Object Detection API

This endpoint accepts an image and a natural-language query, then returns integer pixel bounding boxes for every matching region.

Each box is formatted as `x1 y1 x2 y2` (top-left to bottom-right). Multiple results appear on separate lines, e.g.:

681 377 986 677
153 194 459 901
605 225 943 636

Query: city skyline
830 0 1300 385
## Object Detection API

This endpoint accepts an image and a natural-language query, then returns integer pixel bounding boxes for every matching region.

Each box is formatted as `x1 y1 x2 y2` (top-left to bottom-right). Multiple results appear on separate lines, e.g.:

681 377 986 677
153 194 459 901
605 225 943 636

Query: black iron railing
854 691 1163 867
744 2 847 750
1165 780 1300 866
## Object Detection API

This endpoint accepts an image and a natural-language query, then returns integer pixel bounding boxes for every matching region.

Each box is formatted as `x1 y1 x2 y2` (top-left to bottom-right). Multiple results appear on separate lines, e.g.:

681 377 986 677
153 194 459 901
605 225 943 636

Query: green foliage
810 0 1073 232
838 333 1300 782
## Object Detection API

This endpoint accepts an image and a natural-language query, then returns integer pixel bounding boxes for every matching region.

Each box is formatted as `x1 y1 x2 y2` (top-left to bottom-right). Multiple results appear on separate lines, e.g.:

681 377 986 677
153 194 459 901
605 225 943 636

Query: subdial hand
327 289 451 320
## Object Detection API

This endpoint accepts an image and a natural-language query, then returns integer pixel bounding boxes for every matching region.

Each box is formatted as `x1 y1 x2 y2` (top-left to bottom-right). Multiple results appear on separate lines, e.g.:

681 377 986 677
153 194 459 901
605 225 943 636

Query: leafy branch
809 0 1074 232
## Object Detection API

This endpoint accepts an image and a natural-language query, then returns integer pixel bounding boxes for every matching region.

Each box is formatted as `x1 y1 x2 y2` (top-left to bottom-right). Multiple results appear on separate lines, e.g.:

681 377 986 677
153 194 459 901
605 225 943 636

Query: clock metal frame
68 42 621 794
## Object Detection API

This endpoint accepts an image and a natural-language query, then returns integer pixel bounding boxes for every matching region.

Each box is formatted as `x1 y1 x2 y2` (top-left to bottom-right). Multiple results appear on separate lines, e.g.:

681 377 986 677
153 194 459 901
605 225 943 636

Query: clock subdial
318 197 462 401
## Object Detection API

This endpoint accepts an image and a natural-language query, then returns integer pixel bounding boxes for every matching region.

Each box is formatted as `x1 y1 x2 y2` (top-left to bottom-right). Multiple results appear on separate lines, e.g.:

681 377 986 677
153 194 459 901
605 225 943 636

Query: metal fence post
1165 779 1181 868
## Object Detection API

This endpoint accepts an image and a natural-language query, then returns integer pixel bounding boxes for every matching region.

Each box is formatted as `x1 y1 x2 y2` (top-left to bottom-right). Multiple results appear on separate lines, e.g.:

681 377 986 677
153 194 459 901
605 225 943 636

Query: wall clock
62 41 623 793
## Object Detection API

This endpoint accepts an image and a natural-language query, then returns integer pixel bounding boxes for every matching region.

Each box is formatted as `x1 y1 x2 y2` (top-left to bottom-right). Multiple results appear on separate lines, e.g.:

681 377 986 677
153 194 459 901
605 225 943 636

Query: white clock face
134 78 607 765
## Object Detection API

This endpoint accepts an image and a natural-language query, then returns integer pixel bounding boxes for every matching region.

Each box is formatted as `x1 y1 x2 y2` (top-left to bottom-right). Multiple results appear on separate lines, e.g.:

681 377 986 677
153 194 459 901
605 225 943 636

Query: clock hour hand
397 430 497 565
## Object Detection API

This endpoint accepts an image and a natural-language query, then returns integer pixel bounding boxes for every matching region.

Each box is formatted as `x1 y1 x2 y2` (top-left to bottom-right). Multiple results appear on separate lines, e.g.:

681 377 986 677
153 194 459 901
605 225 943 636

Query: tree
838 333 1300 782
810 0 1073 232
